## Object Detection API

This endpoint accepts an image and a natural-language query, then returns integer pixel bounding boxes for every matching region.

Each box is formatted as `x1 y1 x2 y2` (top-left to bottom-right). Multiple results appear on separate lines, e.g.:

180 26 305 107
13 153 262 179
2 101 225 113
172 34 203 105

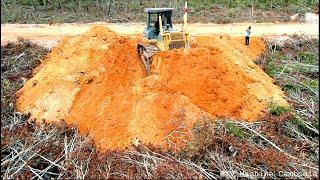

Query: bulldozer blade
137 43 158 76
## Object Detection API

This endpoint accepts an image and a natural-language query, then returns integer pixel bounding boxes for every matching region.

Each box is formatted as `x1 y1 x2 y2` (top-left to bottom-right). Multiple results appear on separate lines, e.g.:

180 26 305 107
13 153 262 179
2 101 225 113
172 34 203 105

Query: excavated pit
16 26 287 151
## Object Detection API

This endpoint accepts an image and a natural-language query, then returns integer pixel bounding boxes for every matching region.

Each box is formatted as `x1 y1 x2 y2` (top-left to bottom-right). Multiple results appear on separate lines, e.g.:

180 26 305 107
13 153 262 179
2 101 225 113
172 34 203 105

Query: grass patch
225 121 245 140
302 79 318 90
269 103 291 116
287 116 318 138
298 51 318 64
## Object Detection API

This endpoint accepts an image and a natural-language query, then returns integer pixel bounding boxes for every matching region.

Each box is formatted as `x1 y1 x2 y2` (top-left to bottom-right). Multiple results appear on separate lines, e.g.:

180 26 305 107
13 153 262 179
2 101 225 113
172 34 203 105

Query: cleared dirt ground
1 22 319 48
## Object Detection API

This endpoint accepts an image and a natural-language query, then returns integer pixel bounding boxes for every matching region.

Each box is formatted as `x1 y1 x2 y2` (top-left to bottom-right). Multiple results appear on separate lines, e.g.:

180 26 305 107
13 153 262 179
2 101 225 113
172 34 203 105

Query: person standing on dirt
245 26 251 46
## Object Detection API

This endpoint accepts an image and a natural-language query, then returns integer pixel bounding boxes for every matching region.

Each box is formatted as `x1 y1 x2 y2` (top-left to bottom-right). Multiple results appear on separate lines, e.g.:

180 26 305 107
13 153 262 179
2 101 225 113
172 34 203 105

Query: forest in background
1 0 319 24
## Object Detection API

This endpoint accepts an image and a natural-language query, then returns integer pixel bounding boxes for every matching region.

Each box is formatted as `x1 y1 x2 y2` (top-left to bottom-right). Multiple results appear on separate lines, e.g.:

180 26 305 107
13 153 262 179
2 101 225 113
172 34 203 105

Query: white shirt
246 29 251 37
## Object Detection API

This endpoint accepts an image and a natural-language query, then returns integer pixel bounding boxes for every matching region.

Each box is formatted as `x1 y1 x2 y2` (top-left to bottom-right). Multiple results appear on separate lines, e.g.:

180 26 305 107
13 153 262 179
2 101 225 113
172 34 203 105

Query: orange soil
16 26 287 152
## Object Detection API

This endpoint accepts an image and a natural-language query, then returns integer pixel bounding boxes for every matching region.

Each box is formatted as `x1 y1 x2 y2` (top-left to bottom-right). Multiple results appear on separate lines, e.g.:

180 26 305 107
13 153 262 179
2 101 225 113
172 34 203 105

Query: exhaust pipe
183 1 190 48
183 1 188 31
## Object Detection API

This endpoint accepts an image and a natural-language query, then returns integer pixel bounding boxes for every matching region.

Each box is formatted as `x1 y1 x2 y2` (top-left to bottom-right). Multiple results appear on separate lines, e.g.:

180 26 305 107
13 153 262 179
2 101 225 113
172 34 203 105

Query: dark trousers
245 36 250 45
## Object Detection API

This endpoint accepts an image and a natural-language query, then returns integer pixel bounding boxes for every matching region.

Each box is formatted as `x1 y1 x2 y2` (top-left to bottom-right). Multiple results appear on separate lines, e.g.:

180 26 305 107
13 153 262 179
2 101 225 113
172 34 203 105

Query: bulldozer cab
138 3 189 75
144 8 174 39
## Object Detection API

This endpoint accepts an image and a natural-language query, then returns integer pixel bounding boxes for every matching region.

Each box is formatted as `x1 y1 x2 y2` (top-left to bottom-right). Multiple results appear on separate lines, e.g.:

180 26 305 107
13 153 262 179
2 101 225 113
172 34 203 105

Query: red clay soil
16 26 287 151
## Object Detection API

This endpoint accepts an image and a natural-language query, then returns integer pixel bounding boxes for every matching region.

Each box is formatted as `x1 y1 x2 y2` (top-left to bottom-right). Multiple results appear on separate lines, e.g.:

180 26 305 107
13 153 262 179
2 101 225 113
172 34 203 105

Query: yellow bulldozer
137 2 190 75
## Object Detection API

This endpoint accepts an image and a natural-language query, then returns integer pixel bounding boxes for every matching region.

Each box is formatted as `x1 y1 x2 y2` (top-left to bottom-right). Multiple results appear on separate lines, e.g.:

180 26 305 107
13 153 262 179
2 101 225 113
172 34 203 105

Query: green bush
282 83 298 91
298 51 318 64
302 79 318 90
225 121 244 140
287 116 318 137
265 61 277 76
268 103 291 116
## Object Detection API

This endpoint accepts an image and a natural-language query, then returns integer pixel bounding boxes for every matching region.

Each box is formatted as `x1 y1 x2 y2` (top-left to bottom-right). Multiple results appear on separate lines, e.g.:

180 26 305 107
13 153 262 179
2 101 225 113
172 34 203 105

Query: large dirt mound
16 26 287 151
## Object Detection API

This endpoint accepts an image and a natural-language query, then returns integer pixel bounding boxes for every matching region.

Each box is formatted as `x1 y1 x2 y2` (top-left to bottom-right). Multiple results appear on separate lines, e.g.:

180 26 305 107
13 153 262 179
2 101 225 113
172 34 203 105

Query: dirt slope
16 26 287 151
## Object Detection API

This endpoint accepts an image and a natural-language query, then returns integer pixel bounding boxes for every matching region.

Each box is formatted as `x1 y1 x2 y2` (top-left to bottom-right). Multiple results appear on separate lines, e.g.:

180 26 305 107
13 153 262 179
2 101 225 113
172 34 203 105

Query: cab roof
144 8 174 13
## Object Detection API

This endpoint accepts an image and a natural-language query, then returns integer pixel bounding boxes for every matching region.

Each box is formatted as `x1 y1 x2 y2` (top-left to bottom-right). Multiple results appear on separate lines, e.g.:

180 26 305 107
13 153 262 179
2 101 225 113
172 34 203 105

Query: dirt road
1 22 318 48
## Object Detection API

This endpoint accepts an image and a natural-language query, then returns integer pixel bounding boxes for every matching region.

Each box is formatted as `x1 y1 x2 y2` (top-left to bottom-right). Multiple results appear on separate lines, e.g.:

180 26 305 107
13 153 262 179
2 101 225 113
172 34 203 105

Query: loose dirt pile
16 26 287 151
